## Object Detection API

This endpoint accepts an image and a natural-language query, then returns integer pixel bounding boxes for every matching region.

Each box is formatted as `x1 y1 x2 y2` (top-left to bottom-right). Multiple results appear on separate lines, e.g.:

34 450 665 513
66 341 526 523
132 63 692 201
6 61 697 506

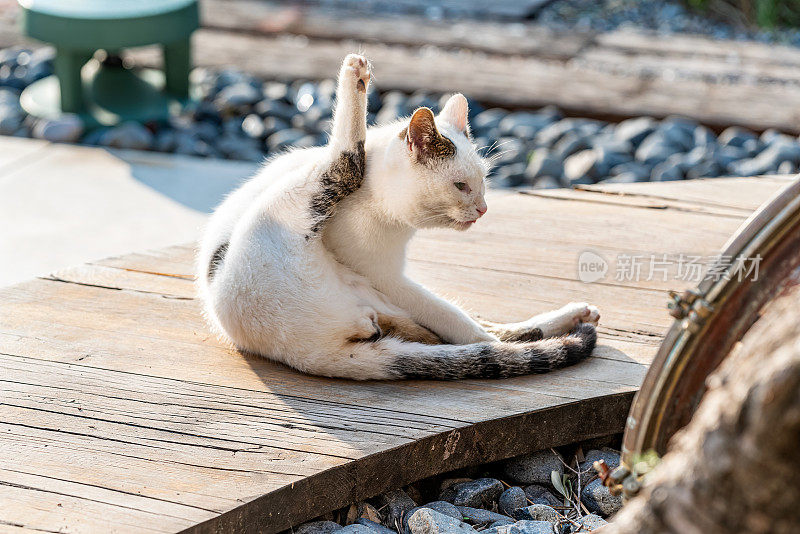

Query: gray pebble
778 160 797 174
504 450 564 486
98 122 153 150
440 478 503 508
719 126 757 148
456 506 513 526
510 504 559 524
498 486 527 516
614 116 656 147
742 138 762 157
339 525 374 534
593 137 633 159
535 119 578 148
412 501 461 522
241 114 266 138
729 140 800 176
686 159 723 179
0 100 24 136
472 109 508 134
254 99 297 121
657 122 694 151
563 149 600 183
356 520 396 534
508 520 553 534
713 145 747 169
577 514 608 530
378 489 417 528
526 149 563 180
407 509 476 534
216 82 261 112
635 134 680 165
263 81 290 102
498 112 555 138
651 160 684 181
581 478 623 517
694 125 717 147
523 484 561 507
190 121 220 143
492 163 528 188
154 130 178 152
295 521 343 534
375 102 405 125
32 114 83 143
610 161 651 180
267 128 306 152
553 132 591 159
492 137 527 165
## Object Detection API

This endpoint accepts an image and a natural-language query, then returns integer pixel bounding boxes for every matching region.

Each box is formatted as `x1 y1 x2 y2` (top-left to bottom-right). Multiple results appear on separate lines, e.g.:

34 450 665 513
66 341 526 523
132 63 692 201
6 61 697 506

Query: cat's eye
454 182 468 192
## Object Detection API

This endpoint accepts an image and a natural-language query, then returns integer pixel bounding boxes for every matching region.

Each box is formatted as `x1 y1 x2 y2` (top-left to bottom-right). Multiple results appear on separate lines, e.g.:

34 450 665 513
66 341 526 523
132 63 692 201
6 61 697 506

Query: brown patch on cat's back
309 140 366 234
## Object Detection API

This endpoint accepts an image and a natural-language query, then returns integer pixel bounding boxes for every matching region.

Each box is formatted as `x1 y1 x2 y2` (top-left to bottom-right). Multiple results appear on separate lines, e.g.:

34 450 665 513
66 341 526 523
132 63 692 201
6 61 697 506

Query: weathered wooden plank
128 29 800 133
200 0 589 60
596 29 800 68
579 46 800 86
2 178 782 533
522 188 752 218
582 176 788 211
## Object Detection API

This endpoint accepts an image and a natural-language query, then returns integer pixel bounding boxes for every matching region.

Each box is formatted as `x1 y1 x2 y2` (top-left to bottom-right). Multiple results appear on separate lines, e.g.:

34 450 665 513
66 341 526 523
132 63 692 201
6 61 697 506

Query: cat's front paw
563 302 600 327
341 54 372 93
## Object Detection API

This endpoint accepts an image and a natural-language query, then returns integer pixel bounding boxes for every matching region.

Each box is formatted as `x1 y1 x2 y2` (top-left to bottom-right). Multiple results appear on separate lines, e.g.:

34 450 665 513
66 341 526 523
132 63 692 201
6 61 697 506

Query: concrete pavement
0 136 259 287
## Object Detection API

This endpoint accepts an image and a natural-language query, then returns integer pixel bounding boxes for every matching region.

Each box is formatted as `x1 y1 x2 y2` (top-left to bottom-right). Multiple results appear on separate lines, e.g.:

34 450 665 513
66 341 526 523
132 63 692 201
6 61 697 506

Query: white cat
197 54 600 380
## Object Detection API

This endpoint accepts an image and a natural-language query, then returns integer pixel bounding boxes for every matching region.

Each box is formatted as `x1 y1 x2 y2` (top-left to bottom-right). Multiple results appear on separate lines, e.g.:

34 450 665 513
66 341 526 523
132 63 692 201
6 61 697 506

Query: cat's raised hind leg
483 302 600 342
308 54 372 234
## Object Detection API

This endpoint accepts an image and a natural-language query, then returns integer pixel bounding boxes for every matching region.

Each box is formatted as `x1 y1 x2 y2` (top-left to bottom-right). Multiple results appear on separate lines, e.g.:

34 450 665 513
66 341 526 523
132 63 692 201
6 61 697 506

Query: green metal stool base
20 59 184 127
19 0 199 126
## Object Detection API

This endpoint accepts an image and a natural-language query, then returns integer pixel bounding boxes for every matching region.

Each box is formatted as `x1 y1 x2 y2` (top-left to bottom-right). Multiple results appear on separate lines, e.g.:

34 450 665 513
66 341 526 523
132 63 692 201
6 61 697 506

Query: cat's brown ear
405 107 456 163
439 93 469 134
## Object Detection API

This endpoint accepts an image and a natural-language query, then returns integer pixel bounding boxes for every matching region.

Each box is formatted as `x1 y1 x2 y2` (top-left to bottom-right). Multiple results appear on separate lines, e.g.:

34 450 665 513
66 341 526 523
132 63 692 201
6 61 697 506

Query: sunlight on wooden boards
0 176 791 533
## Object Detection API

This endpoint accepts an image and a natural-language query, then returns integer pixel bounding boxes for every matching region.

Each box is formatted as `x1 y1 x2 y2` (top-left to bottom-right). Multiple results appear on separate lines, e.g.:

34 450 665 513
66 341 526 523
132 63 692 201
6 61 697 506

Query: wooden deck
0 175 791 533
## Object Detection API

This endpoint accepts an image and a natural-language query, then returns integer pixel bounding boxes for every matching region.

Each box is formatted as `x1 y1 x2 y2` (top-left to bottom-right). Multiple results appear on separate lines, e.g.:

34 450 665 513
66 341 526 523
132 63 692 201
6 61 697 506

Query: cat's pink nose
476 203 487 217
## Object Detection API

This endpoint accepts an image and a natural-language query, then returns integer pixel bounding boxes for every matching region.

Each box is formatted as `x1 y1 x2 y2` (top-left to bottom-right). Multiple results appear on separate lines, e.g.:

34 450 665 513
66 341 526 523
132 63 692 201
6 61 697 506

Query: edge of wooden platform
186 392 633 534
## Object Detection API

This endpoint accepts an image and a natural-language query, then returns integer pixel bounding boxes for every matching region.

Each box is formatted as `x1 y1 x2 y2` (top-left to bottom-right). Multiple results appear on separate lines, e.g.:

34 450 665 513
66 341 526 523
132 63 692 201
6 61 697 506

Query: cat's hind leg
308 54 372 234
376 314 442 345
483 302 600 342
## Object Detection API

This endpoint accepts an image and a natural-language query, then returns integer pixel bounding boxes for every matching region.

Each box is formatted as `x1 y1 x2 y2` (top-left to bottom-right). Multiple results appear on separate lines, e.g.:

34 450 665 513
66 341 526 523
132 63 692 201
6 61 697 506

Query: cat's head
393 94 490 231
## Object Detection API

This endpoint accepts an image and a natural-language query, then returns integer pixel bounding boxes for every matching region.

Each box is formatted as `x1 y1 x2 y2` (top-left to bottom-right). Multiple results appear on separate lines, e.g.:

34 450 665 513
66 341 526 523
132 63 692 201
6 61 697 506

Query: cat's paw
349 308 382 342
563 302 600 327
341 54 372 93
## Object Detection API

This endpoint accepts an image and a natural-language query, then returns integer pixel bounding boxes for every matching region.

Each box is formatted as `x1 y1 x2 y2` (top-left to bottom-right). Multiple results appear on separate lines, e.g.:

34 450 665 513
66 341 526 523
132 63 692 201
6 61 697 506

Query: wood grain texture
1 177 786 533
4 1 800 131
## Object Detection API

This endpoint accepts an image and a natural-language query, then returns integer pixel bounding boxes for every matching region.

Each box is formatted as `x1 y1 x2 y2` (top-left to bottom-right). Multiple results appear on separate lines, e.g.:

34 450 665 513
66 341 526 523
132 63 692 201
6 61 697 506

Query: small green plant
686 0 800 29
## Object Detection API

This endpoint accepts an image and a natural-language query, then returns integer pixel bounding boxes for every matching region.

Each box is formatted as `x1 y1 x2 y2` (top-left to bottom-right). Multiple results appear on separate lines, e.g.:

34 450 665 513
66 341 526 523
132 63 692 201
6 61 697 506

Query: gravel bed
536 0 800 46
286 443 623 534
296 1 800 47
2 45 798 188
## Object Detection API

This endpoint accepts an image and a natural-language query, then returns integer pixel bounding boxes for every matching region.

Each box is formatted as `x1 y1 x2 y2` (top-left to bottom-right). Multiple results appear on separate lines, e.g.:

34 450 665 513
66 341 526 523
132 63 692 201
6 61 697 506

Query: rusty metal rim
622 176 800 466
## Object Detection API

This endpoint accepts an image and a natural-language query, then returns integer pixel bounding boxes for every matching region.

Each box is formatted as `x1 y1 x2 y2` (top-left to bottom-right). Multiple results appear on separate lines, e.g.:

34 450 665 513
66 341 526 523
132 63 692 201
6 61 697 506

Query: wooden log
200 0 590 60
601 283 800 534
125 29 800 132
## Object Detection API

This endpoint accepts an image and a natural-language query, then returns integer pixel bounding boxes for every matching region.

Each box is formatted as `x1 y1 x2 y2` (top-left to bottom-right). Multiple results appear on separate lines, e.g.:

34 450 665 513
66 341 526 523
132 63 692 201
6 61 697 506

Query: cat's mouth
451 218 477 231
